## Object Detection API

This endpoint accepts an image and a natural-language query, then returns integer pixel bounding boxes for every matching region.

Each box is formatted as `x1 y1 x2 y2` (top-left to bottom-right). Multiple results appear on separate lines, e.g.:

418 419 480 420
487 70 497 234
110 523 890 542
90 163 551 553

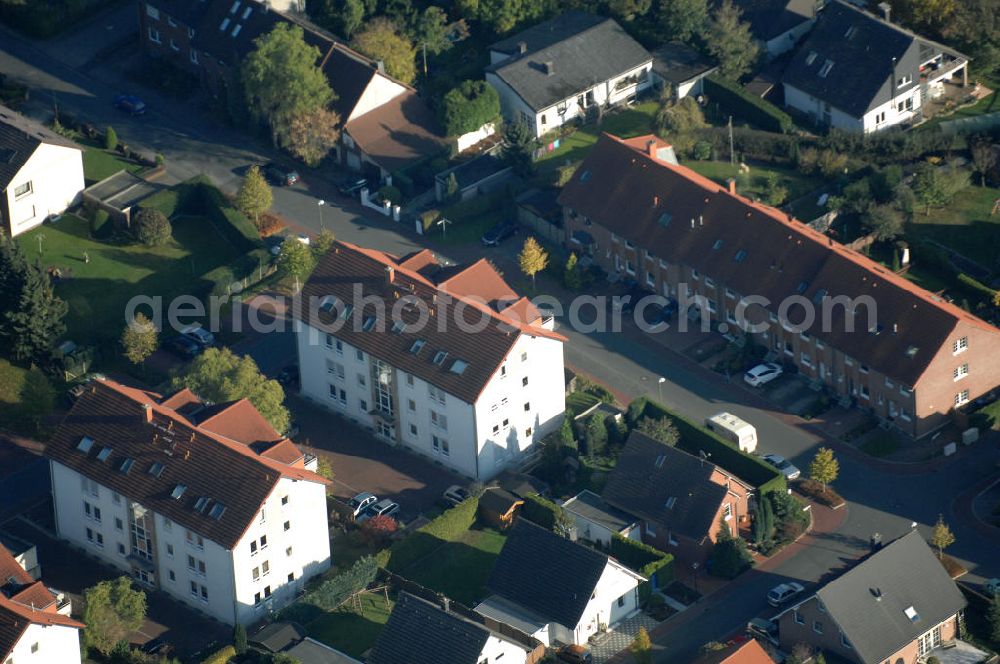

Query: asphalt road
3 10 999 661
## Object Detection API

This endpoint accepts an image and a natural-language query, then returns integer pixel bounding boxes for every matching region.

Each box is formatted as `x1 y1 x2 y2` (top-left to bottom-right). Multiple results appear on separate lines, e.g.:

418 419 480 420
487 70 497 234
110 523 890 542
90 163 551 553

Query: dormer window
805 51 818 65
904 606 919 622
665 496 677 509
361 315 377 332
209 503 226 520
391 320 406 333
319 296 336 314
194 496 210 513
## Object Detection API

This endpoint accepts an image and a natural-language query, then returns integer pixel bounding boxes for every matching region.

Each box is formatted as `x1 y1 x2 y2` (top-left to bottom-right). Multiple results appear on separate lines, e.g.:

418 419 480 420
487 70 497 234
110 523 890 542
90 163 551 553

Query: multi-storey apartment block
46 378 331 626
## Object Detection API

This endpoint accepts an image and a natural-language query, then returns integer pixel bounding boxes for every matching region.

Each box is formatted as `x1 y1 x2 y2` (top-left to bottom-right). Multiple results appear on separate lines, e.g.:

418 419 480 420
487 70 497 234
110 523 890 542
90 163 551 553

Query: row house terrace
559 133 1000 438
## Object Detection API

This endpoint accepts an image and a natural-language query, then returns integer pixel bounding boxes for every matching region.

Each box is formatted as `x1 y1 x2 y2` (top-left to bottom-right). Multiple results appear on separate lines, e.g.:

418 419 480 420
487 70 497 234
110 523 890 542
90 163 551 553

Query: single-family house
692 639 776 664
0 104 84 237
476 519 644 647
650 42 718 101
370 592 539 664
45 377 331 626
559 132 1000 437
781 0 969 133
601 431 753 564
294 241 566 481
775 530 973 664
1 541 83 664
562 489 640 547
485 11 653 138
730 0 818 58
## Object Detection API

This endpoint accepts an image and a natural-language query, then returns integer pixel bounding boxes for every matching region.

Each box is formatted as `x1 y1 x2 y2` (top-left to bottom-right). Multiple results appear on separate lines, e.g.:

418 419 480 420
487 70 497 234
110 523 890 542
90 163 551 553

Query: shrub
201 645 235 664
155 153 166 167
90 208 112 239
133 208 171 246
377 185 403 205
360 514 398 546
704 75 794 134
521 493 564 531
420 208 441 233
709 533 753 579
441 80 500 137
694 141 712 160
256 213 285 237
104 126 118 151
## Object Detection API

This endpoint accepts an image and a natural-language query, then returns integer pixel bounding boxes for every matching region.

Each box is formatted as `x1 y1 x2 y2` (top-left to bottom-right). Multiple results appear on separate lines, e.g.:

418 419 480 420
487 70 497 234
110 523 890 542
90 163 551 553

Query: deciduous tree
658 0 708 43
564 252 582 290
413 6 453 58
704 0 760 80
809 447 839 493
863 204 904 241
121 312 158 367
236 165 273 226
341 0 365 38
173 347 290 433
19 368 55 436
277 105 342 167
352 18 417 85
518 236 548 289
929 514 955 559
913 162 970 214
82 577 147 657
104 126 118 151
360 514 398 545
629 627 653 664
970 137 997 187
278 237 317 292
636 416 680 446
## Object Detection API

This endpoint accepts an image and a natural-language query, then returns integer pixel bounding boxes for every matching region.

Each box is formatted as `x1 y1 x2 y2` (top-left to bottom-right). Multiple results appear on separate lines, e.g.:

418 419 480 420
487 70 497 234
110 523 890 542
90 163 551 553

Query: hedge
201 645 235 664
611 534 674 586
705 75 794 134
202 247 273 297
520 493 563 530
385 496 480 572
629 397 786 495
194 178 261 254
957 273 996 302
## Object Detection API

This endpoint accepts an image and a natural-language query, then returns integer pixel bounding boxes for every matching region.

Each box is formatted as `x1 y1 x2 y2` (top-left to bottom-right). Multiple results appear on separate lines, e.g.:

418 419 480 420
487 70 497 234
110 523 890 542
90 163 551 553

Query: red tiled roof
197 399 283 447
9 583 56 613
692 640 776 664
0 594 83 658
46 379 328 550
560 133 1000 386
0 544 32 588
298 241 564 404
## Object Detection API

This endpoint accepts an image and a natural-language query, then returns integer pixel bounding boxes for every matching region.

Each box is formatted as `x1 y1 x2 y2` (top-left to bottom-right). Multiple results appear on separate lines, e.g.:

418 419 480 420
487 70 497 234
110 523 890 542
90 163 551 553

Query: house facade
0 105 84 237
559 133 1000 438
476 520 644 647
295 242 566 481
775 531 967 664
781 0 969 132
45 378 331 626
732 0 818 59
485 11 653 138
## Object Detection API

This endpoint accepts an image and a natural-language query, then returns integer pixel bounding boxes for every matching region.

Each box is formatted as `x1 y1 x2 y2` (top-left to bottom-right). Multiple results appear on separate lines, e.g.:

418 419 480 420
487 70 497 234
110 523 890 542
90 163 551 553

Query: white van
705 412 758 453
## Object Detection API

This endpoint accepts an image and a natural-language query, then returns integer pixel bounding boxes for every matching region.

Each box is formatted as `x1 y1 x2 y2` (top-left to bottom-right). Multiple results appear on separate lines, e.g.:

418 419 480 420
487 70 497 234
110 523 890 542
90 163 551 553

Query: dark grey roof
487 519 609 629
781 0 921 116
0 105 80 189
814 530 966 664
496 471 549 499
486 11 652 112
369 592 490 664
82 171 160 209
249 622 306 653
436 154 510 190
730 0 817 41
563 489 636 533
602 431 729 541
149 0 212 27
651 42 718 86
286 637 362 664
479 487 522 515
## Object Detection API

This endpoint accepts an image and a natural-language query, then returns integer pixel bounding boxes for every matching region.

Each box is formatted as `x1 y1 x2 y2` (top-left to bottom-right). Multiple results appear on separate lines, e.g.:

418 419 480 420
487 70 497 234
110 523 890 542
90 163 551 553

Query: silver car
762 454 801 480
357 499 400 523
348 492 377 518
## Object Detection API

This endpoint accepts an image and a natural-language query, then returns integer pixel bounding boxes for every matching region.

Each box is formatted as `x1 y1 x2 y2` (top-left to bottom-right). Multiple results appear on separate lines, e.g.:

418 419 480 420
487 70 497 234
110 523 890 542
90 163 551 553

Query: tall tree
277 106 342 167
809 447 839 493
236 165 273 226
657 0 708 43
413 6 453 60
0 235 67 363
584 412 608 456
970 137 997 187
929 514 955 559
341 0 365 38
704 0 760 80
501 120 537 177
518 236 549 289
862 204 904 241
121 312 158 367
629 627 653 664
352 18 417 85
609 0 652 22
173 347 290 433
441 80 500 136
82 577 147 657
241 23 334 145
278 238 317 292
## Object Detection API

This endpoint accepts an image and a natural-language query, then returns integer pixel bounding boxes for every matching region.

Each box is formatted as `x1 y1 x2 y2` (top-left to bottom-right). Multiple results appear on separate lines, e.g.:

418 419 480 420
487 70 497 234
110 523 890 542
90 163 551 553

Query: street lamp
317 199 326 230
657 376 665 403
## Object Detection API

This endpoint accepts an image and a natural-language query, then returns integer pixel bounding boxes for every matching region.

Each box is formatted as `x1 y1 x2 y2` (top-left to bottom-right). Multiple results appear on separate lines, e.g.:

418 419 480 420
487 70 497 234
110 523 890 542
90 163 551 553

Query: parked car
338 176 370 197
766 581 805 607
762 454 801 480
348 492 378 518
141 638 174 656
357 499 400 523
180 325 215 347
442 485 471 507
114 94 147 115
163 334 202 359
277 365 300 389
481 220 518 246
556 644 592 664
744 362 783 387
746 617 779 647
636 297 678 327
263 162 300 186
264 235 285 256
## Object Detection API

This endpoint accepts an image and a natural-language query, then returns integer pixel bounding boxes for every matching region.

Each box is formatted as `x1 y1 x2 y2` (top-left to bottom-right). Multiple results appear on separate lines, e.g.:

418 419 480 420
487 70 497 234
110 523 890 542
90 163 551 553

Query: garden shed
478 487 523 530
81 170 159 227
434 153 512 202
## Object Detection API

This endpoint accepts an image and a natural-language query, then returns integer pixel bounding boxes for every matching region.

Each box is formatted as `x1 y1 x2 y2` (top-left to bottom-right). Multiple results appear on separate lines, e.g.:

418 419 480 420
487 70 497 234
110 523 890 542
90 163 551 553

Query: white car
767 581 805 607
442 485 471 507
744 362 783 387
348 492 377 518
762 454 801 480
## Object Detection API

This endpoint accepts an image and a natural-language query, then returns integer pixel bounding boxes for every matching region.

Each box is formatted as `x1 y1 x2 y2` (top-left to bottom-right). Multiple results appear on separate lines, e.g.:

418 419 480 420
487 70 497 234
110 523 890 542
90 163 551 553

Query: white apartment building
45 378 331 626
295 241 567 481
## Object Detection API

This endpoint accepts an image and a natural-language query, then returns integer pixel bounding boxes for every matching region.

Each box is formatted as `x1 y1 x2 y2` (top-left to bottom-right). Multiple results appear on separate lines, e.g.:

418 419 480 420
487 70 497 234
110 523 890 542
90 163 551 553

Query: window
190 581 198 597
115 517 123 532
169 570 175 581
359 399 367 411
955 390 970 406
431 411 448 431
200 585 208 602
169 38 179 51
954 363 969 381
356 349 364 361
405 373 414 387
250 541 258 556
252 567 260 581
953 337 968 354
524 402 530 412
31 643 39 654
617 595 625 608
432 435 449 456
521 352 528 362
288 572 295 582
186 530 204 549
794 609 804 625
897 73 912 87
801 353 812 368
525 427 533 437
841 632 852 649
503 418 509 429
262 561 270 576
118 542 126 555
646 272 655 287
286 546 293 557
167 544 174 557
260 535 267 549
113 491 121 505
283 521 291 532
522 376 529 387
148 27 161 43
428 385 446 405
813 620 823 634
818 60 834 77
145 4 159 19
805 50 817 65
722 503 732 520
410 424 418 435
254 592 261 605
493 424 500 434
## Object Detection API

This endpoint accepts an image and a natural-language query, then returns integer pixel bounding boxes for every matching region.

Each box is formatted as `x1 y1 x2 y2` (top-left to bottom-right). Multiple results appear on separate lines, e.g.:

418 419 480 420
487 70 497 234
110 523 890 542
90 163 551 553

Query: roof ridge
0 594 84 629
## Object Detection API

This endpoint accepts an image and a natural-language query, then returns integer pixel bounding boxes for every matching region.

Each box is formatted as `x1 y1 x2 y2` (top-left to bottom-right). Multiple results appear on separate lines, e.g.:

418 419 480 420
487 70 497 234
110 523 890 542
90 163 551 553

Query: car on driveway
442 485 471 507
556 644 592 663
762 454 801 480
338 176 370 198
163 334 202 359
263 162 300 186
348 492 378 518
744 362 783 387
746 617 779 647
114 94 147 115
481 220 518 246
767 581 805 607
357 498 400 523
180 325 215 347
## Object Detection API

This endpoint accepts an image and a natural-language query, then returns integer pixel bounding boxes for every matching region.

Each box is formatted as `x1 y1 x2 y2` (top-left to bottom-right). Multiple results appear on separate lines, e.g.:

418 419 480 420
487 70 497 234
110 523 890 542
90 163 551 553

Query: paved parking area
288 395 464 523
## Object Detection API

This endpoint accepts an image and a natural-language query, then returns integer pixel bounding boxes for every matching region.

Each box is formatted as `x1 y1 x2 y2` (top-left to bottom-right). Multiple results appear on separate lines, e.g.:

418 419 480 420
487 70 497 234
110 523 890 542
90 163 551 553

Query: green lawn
905 185 1000 269
15 214 241 344
398 526 506 607
683 160 824 206
536 101 659 171
0 359 31 433
82 148 143 185
305 593 394 659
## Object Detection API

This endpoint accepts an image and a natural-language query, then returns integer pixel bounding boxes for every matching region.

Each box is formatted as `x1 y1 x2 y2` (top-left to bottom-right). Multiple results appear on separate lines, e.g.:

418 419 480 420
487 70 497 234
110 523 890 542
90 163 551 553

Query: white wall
764 19 815 58
572 561 641 644
6 621 81 664
480 633 530 663
456 122 496 153
4 143 84 236
349 72 408 123
784 82 923 133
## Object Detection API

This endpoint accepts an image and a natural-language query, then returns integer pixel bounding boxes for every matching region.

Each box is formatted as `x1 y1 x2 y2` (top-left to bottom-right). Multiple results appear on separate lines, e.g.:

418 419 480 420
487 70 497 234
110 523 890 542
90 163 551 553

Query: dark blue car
114 94 147 115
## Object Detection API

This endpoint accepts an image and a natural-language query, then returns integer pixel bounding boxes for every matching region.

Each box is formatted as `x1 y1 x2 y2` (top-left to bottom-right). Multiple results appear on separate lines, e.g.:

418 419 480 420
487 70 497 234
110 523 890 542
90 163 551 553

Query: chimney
517 41 527 54
376 60 386 74
441 597 450 613
878 1 891 21
727 178 736 194
653 195 659 206
647 139 658 158
142 403 153 424
543 61 555 76
385 265 395 284
184 450 191 461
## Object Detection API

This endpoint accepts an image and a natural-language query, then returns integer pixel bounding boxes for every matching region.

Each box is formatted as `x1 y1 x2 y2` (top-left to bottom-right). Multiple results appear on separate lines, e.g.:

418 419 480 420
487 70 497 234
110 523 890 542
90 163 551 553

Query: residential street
2 8 999 662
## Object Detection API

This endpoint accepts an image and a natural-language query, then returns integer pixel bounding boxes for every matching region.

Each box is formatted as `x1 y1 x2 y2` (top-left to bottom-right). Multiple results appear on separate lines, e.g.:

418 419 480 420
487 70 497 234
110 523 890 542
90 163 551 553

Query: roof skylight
450 360 469 375
171 484 187 500
97 447 113 462
148 461 165 478
76 436 94 453
119 457 135 474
